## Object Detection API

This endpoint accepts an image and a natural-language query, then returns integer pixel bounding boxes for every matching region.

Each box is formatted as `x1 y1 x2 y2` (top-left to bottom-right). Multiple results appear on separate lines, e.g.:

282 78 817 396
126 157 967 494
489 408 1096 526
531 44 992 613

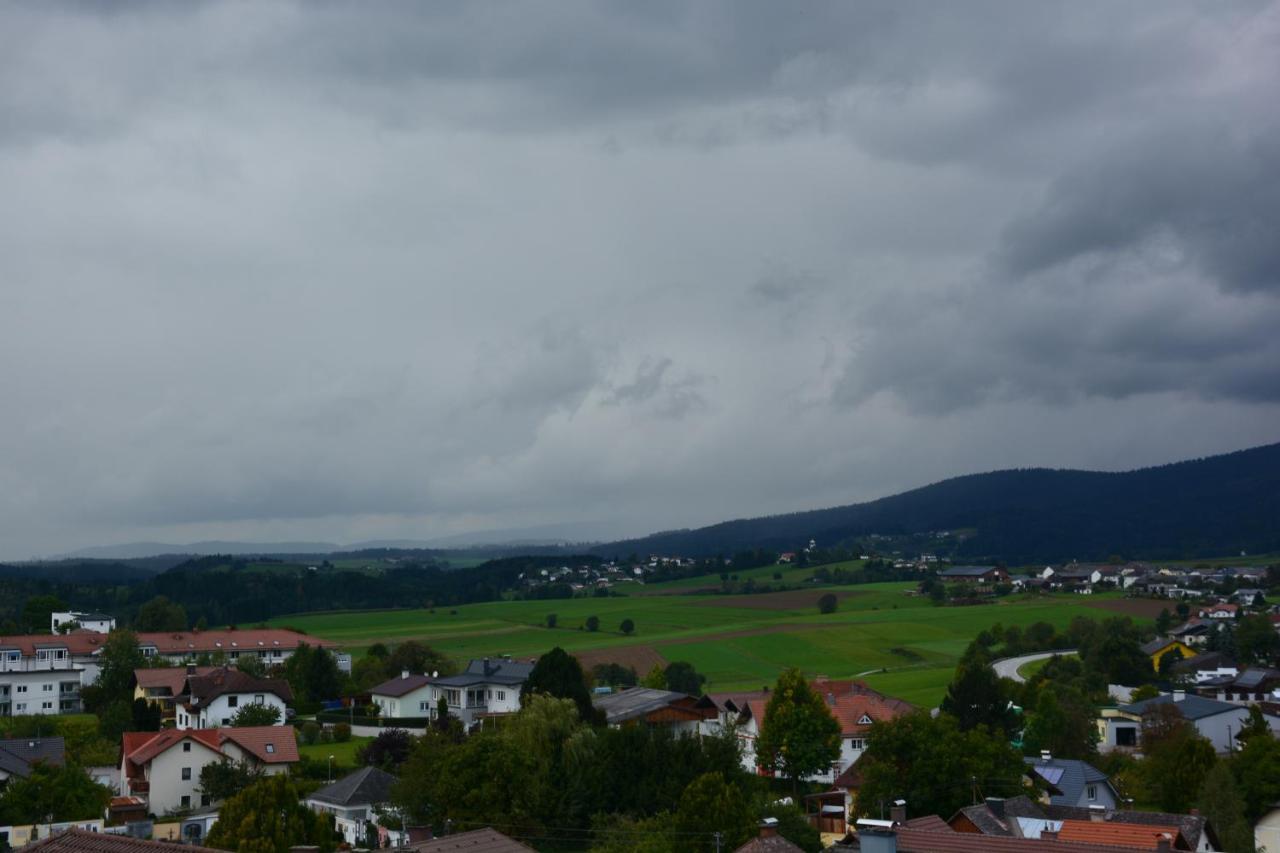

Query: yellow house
1140 637 1197 673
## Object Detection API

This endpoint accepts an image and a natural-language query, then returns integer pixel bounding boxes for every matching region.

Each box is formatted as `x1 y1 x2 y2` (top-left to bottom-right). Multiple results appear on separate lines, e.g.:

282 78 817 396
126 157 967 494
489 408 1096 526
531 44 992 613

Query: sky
2 1 1279 559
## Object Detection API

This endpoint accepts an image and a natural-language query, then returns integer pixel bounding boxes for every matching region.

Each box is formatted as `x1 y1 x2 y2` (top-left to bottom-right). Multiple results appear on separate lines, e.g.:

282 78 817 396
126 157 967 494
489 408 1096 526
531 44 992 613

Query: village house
1140 637 1198 673
306 766 402 847
49 611 116 634
938 566 1009 584
1098 691 1273 753
133 666 219 720
171 666 292 729
1193 667 1280 705
120 726 298 816
371 657 533 729
134 628 349 673
593 687 711 731
1023 754 1118 809
0 633 105 716
0 737 64 786
945 795 1219 851
1198 603 1239 622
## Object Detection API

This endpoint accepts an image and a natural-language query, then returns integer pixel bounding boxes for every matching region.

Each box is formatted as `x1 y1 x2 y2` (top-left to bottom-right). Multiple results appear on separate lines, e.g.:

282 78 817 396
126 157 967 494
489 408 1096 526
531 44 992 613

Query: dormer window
858 714 873 725
265 744 274 754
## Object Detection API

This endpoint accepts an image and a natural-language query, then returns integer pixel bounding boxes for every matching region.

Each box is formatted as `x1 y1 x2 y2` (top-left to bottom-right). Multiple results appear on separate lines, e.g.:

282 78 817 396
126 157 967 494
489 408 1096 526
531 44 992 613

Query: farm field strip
272 584 1129 705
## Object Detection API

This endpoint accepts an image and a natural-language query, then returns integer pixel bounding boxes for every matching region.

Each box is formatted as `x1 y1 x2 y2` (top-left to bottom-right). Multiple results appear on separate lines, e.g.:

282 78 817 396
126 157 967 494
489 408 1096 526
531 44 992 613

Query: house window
254 694 264 704
17 685 27 693
182 767 192 781
445 689 461 707
849 738 867 750
181 795 191 808
420 701 429 712
1087 785 1097 801
15 703 25 712
201 795 211 807
42 701 53 710
228 695 239 707
497 691 506 701
183 742 191 753
1115 727 1137 747
43 684 54 692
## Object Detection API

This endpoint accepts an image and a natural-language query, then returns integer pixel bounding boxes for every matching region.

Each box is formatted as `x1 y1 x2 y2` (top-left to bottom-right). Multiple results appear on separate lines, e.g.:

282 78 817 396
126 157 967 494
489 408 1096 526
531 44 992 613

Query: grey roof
1139 637 1183 656
956 804 1012 836
432 659 534 688
371 673 434 697
409 828 534 852
1119 693 1244 721
593 687 692 724
1231 667 1280 689
939 566 1000 577
308 766 398 807
1023 757 1111 807
1168 651 1233 673
0 737 66 779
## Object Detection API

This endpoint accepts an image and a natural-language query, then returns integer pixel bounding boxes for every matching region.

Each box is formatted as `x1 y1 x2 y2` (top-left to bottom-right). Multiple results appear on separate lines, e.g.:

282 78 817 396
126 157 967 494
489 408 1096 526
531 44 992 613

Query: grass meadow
270 581 1132 706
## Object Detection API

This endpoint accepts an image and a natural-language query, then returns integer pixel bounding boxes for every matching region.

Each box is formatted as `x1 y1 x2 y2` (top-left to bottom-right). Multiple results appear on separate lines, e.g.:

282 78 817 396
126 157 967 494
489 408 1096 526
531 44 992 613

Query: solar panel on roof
1037 766 1065 785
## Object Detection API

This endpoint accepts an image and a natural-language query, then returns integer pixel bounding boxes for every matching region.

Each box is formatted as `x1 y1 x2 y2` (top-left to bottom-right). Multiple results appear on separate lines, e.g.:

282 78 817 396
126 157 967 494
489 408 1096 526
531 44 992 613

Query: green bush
333 723 352 743
300 721 321 746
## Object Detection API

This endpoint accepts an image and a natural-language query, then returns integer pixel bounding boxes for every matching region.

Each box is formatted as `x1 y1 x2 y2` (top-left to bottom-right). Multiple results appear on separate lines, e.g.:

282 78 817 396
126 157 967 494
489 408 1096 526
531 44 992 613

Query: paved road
992 649 1077 683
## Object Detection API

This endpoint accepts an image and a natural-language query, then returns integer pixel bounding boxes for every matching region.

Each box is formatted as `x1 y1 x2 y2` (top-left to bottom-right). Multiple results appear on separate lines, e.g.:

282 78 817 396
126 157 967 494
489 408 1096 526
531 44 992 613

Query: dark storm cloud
0 1 1277 557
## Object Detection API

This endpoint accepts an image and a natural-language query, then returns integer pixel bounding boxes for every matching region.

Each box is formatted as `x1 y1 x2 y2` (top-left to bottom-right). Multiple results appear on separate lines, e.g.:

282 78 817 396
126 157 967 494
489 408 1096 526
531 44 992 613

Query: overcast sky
2 1 1279 559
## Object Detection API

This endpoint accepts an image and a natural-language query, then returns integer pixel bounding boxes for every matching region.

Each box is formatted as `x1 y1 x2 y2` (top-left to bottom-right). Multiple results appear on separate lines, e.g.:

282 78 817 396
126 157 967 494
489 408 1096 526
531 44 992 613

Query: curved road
992 649 1077 683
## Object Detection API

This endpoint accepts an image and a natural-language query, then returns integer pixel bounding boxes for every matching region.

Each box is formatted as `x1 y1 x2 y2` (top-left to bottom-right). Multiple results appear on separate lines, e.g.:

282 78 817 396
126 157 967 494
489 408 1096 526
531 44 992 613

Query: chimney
985 797 1005 819
1040 750 1051 762
1156 834 1173 853
889 800 907 823
406 827 433 843
1042 830 1059 841
401 670 410 680
855 820 897 853
758 818 779 839
484 657 492 676
1088 804 1106 822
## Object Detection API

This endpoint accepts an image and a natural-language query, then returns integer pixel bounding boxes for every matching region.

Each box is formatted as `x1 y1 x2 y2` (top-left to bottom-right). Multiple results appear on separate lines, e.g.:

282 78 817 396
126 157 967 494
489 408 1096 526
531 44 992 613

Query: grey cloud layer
0 1 1277 556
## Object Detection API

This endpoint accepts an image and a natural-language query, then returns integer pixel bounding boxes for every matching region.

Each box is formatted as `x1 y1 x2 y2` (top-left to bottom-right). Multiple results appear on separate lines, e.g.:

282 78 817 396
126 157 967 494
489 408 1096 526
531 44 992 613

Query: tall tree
0 762 111 825
205 775 334 853
134 595 189 632
198 759 265 802
673 772 756 853
940 657 1017 735
1142 713 1217 813
21 595 66 634
664 662 706 696
522 647 600 723
1197 761 1255 853
386 640 455 678
1236 613 1280 665
1021 685 1097 760
1233 731 1280 821
856 712 1029 820
754 668 840 791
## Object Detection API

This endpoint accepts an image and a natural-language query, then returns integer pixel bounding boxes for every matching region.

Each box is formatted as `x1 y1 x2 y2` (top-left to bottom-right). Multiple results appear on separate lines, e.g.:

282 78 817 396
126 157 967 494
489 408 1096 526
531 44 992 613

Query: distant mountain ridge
594 442 1280 564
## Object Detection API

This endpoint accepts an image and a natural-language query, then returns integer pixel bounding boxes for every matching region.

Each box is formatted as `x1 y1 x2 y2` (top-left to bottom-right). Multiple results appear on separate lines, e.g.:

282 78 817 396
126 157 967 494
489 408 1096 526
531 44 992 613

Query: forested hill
596 442 1280 564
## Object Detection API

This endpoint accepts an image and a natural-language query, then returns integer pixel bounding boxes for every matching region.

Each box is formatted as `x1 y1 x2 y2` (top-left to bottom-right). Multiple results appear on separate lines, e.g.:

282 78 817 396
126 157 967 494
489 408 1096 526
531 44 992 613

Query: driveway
992 649 1077 683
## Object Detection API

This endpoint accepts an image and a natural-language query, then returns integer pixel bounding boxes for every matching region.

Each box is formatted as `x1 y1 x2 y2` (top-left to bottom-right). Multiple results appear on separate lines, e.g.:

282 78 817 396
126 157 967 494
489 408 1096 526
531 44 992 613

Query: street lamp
327 754 335 784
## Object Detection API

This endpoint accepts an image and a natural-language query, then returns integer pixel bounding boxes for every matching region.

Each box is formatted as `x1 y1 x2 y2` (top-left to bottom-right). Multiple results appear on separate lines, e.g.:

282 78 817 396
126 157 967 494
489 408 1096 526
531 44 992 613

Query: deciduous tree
205 774 333 853
1197 761 1254 853
230 703 282 727
0 762 111 825
755 668 840 791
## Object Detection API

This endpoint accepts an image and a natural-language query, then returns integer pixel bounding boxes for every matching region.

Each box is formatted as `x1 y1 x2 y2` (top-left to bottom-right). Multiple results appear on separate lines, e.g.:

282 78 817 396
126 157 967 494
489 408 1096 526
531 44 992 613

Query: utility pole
713 831 722 853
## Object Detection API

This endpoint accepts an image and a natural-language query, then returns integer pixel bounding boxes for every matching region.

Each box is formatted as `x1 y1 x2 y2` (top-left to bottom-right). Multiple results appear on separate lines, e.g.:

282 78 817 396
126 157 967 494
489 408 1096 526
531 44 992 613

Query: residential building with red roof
134 628 348 672
119 726 298 816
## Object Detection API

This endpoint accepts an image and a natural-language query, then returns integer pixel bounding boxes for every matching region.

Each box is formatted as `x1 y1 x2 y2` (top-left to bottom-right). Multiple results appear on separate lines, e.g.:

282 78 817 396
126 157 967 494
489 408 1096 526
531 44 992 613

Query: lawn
271 583 1132 707
298 735 373 773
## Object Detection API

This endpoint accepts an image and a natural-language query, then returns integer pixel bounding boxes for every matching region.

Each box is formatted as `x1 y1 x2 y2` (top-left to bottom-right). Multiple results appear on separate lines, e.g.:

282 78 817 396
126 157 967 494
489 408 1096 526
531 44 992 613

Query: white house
120 726 298 816
371 658 533 729
50 612 116 634
171 667 292 729
306 766 401 847
1099 691 1278 754
0 634 106 716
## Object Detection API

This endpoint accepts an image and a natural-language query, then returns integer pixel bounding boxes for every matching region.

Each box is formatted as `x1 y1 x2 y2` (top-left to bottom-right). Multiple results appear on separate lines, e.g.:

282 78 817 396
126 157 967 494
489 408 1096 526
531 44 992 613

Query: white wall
177 692 288 729
135 740 224 816
0 670 82 715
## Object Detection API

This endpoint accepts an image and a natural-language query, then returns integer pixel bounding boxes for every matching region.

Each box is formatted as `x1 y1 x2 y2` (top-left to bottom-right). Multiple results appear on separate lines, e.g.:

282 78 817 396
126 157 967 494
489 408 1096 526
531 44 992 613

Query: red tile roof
133 666 219 695
25 829 220 853
122 726 298 771
1056 820 1188 849
885 827 1169 852
135 628 335 654
409 828 534 852
0 631 108 656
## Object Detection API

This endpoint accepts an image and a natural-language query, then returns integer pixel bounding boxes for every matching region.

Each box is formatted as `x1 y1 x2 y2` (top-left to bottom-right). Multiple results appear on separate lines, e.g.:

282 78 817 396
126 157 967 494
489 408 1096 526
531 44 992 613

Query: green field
271 582 1134 706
